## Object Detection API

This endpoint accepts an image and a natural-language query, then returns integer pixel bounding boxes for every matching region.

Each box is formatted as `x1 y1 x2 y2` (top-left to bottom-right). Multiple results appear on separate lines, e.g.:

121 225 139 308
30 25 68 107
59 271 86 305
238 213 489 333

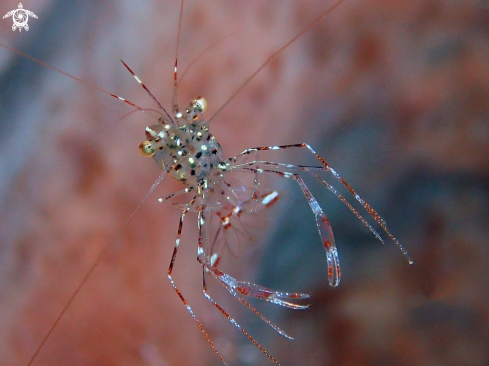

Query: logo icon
3 3 38 32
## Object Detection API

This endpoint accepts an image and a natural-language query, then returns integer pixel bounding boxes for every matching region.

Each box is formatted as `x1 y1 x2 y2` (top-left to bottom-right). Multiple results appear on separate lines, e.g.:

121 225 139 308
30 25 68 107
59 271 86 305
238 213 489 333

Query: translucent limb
207 179 279 263
314 175 385 243
167 202 228 365
232 160 326 172
205 265 310 310
197 207 288 365
279 170 341 286
235 161 385 244
157 186 201 211
202 263 301 341
233 143 413 265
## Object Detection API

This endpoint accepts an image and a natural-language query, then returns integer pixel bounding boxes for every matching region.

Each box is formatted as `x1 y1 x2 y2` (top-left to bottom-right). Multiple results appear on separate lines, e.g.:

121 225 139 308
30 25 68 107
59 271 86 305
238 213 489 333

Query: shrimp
0 0 412 365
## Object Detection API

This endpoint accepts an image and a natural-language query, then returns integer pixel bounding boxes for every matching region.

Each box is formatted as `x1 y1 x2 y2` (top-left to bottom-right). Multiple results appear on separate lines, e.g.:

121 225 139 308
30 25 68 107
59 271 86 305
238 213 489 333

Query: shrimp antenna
171 0 185 115
120 60 175 124
26 171 168 366
208 0 346 124
179 23 252 86
0 42 149 113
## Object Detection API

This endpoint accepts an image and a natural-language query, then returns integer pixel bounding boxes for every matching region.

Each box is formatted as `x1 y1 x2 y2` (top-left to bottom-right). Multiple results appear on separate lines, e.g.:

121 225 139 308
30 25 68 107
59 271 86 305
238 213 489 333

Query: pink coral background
0 0 488 365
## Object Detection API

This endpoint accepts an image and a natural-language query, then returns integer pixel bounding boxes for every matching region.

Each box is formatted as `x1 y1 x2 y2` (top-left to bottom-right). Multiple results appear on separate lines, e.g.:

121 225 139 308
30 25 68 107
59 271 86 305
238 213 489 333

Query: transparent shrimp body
2 0 415 365
139 97 227 189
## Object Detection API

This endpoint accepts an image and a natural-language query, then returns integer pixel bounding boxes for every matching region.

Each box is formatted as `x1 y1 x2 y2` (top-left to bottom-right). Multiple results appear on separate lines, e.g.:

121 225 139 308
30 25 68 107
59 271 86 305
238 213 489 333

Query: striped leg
231 160 385 243
167 205 228 365
157 187 200 211
196 208 299 365
237 167 341 287
232 143 413 265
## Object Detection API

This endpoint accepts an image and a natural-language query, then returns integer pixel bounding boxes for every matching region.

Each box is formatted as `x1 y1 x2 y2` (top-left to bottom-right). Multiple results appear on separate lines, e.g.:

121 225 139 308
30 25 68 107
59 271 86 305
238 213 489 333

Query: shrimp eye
192 97 207 113
139 140 155 157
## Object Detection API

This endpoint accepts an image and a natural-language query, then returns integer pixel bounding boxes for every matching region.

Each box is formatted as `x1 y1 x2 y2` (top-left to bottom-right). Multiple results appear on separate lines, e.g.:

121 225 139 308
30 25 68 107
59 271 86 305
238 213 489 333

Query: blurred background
1 0 488 365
